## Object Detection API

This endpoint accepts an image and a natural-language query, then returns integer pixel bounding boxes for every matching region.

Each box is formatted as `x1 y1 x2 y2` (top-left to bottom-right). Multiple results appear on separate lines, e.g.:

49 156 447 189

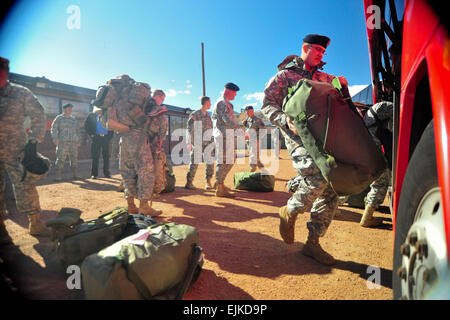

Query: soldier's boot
0 218 13 245
118 180 124 192
185 181 196 190
138 200 162 217
360 206 384 228
215 183 235 198
28 213 50 237
127 197 138 214
205 178 214 190
301 234 336 266
278 206 298 244
54 168 62 182
71 167 81 180
250 164 257 172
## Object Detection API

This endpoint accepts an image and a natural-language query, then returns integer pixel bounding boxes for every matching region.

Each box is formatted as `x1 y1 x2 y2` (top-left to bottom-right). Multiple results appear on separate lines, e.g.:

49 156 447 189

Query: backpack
81 222 203 300
282 79 386 196
161 158 176 193
45 207 129 267
368 107 393 169
92 75 150 132
234 171 275 192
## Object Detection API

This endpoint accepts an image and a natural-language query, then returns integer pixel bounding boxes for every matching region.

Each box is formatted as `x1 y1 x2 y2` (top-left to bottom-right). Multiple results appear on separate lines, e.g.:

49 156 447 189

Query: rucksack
368 107 393 169
161 158 176 193
45 207 129 267
92 75 151 132
81 222 203 300
234 171 275 192
282 79 386 196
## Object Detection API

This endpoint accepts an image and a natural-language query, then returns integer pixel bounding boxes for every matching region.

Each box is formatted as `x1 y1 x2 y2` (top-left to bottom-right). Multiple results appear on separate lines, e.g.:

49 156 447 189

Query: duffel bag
282 78 386 196
234 171 275 192
120 214 157 240
81 222 203 300
47 207 129 267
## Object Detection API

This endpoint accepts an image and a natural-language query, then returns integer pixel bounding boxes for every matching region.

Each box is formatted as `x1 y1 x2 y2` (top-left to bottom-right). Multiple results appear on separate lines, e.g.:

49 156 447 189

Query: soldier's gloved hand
287 118 299 136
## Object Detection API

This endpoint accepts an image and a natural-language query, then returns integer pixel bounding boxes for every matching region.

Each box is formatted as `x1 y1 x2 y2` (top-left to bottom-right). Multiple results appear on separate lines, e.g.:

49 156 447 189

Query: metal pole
201 42 206 96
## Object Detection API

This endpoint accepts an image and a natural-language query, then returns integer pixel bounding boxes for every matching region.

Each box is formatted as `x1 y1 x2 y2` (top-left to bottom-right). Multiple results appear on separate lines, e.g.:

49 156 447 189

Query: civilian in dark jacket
84 107 114 179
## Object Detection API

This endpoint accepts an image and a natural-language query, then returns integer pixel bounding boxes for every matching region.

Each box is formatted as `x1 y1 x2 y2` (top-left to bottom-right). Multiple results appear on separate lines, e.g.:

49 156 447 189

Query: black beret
302 34 330 48
245 106 254 111
0 57 9 71
63 103 74 109
224 82 240 91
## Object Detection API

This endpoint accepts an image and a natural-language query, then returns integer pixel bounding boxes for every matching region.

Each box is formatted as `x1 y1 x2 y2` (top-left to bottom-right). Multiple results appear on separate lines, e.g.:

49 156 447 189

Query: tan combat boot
205 178 214 190
118 180 124 192
0 218 13 245
185 181 196 190
28 213 50 237
138 200 162 217
278 206 298 244
54 168 62 182
215 183 235 198
301 234 336 266
127 197 138 214
360 206 384 228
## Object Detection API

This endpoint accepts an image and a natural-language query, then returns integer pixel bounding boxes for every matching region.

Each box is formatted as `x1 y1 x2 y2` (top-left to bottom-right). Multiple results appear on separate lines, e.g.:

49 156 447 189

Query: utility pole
201 42 206 96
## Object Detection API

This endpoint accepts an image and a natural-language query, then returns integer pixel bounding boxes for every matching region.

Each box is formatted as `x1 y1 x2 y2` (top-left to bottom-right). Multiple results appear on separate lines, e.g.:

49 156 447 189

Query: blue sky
0 0 371 111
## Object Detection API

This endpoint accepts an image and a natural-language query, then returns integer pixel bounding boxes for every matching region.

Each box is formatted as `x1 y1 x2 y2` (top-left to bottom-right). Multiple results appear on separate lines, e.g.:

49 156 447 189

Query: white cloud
186 84 193 88
348 84 369 97
186 80 191 84
244 92 265 102
166 89 177 97
184 90 191 94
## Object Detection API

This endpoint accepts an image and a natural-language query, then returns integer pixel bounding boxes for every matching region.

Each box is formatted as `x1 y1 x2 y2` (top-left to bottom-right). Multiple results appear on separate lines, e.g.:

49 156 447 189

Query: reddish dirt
1 150 393 300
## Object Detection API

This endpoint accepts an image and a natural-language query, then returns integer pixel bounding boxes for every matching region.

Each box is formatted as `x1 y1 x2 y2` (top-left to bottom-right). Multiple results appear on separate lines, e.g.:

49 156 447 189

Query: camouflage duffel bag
234 171 275 192
81 222 203 300
46 207 129 267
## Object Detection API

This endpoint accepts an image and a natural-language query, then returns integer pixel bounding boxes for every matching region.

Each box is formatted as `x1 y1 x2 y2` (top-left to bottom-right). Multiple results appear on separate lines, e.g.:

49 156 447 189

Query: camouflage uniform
0 81 46 217
212 97 242 184
363 101 393 209
51 113 80 172
186 108 215 184
243 115 266 168
261 56 346 238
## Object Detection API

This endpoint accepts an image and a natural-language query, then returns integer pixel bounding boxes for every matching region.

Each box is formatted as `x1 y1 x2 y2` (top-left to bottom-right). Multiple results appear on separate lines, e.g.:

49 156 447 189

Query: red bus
364 0 450 299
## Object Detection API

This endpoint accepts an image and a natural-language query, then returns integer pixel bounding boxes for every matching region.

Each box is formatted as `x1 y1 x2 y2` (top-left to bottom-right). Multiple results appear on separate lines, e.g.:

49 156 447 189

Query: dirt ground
0 149 393 300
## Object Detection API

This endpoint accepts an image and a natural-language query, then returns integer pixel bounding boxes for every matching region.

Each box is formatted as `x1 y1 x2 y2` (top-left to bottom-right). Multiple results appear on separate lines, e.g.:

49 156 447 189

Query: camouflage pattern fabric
212 98 241 184
0 82 46 216
365 168 391 209
152 147 168 194
186 109 215 183
243 115 266 167
51 114 80 170
262 56 343 238
119 129 154 200
363 101 393 209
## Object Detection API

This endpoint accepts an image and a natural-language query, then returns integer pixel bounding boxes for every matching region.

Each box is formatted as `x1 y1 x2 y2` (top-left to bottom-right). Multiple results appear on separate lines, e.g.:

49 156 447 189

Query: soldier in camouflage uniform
0 57 50 243
360 101 393 227
146 89 169 200
242 105 266 172
185 96 215 190
119 89 165 217
261 34 350 266
212 82 244 198
51 103 81 181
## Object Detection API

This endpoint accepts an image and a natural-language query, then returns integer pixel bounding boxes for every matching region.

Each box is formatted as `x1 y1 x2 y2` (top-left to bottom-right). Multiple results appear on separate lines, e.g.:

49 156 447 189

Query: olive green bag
81 222 203 300
282 79 386 196
46 207 129 267
234 171 275 192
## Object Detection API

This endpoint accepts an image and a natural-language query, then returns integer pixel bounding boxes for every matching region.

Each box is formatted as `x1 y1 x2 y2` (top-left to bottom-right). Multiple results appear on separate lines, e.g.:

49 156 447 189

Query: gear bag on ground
282 79 386 196
234 171 275 192
81 222 203 300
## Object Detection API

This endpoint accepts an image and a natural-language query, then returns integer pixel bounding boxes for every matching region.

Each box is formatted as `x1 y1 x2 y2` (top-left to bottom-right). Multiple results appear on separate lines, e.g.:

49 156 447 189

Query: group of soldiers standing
0 33 392 269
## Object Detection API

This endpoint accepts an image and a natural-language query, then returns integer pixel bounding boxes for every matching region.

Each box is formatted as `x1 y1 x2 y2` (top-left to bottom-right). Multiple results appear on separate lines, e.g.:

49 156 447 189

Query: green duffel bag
81 222 203 300
282 78 386 196
234 171 275 192
46 207 129 267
